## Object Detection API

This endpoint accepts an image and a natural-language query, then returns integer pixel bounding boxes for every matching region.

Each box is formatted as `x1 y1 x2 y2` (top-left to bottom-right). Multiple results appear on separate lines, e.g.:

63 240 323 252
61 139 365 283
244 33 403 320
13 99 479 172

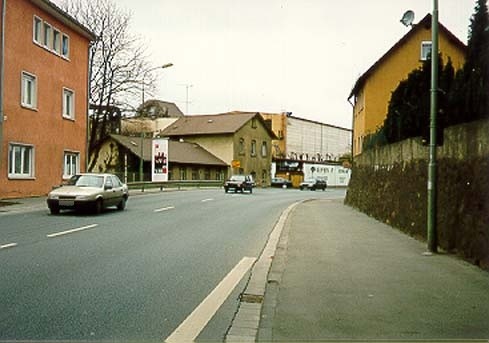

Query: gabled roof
30 0 96 41
109 134 227 166
159 112 277 139
348 13 466 100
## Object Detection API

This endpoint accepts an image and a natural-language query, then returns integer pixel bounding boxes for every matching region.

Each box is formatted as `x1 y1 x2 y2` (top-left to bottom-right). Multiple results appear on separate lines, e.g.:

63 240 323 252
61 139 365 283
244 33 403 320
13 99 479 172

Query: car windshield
67 175 104 188
230 175 246 181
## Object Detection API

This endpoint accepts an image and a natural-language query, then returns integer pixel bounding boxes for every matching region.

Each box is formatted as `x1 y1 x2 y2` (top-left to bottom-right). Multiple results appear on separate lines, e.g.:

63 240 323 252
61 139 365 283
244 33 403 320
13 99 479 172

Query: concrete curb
225 201 302 342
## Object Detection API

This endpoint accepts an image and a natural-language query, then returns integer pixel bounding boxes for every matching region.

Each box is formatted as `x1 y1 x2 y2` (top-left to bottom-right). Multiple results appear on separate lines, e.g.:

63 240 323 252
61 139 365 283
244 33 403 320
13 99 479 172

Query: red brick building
0 0 94 198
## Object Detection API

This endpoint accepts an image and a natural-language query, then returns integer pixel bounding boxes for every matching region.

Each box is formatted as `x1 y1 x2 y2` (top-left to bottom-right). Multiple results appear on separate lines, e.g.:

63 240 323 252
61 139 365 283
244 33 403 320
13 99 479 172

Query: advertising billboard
152 138 169 182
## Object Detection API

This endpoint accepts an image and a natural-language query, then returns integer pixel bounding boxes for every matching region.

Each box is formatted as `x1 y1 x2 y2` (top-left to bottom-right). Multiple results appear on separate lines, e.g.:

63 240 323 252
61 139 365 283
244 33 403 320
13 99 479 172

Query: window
204 169 210 180
251 140 257 156
261 141 268 157
62 34 70 58
192 168 198 180
104 177 113 189
180 168 187 180
239 138 245 155
43 22 52 48
33 16 42 44
21 72 37 109
63 152 79 179
63 88 75 119
421 41 432 61
8 144 34 178
251 118 257 128
53 29 61 54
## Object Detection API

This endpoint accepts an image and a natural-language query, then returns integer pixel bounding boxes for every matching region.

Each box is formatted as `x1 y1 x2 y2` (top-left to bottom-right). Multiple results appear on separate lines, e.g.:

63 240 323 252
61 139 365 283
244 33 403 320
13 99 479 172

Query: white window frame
63 151 80 179
62 87 75 119
21 71 37 109
52 28 61 54
261 141 268 157
43 22 52 48
8 143 35 179
251 140 257 156
420 41 432 61
61 34 70 59
33 16 42 44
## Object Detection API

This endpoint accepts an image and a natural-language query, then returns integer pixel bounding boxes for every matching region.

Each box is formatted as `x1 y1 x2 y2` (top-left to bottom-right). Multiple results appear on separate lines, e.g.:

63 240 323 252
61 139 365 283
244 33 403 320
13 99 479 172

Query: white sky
66 1 480 128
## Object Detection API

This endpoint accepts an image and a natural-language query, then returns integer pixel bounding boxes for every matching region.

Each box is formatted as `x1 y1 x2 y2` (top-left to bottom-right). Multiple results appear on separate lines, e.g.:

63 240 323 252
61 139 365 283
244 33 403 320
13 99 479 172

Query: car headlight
49 194 59 200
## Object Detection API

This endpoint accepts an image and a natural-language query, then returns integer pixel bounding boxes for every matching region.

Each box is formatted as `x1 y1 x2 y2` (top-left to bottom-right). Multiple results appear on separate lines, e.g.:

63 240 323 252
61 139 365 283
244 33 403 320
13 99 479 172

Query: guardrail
127 180 224 192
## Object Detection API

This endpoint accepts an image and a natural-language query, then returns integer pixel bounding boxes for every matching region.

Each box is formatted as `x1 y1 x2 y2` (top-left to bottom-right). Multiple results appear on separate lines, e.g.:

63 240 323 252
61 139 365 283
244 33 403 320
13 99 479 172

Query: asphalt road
0 187 345 341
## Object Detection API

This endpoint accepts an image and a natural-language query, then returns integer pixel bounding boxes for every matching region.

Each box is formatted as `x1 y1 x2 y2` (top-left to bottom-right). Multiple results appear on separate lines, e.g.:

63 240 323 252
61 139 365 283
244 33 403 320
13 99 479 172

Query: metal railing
127 180 224 192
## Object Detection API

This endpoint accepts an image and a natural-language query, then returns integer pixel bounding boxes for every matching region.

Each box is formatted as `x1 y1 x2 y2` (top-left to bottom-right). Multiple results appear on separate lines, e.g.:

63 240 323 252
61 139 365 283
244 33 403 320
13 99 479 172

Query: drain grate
240 293 263 304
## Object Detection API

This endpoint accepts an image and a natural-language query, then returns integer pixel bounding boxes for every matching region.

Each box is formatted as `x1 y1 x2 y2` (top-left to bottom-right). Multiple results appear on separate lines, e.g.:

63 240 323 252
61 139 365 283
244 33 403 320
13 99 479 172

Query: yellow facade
351 16 466 156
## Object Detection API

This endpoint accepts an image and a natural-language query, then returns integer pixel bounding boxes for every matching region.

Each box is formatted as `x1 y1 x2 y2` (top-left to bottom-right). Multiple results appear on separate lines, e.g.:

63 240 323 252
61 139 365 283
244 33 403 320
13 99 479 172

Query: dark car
47 173 129 214
224 175 253 193
299 178 327 191
271 177 293 188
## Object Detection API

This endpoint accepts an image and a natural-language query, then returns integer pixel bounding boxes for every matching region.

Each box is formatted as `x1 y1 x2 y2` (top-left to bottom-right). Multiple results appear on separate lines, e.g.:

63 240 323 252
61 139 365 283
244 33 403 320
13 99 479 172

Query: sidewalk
258 199 489 341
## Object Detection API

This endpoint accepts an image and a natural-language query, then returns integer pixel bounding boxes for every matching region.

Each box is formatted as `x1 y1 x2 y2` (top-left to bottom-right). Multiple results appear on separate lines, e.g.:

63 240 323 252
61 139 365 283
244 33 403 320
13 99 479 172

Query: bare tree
60 0 157 171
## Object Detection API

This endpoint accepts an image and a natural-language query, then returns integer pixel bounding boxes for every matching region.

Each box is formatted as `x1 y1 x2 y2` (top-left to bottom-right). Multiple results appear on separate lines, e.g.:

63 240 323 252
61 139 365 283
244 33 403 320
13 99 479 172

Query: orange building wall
353 26 466 155
0 0 90 198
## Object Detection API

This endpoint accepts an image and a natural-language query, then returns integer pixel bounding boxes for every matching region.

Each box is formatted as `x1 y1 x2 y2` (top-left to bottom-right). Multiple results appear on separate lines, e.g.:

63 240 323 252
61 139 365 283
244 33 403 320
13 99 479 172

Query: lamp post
139 62 173 182
427 0 439 253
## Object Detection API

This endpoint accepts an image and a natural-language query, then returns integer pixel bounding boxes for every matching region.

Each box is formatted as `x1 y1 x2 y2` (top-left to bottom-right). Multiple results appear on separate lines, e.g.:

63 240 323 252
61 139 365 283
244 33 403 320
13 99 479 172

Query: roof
159 112 277 139
109 134 227 166
138 100 184 118
30 0 96 41
348 13 466 100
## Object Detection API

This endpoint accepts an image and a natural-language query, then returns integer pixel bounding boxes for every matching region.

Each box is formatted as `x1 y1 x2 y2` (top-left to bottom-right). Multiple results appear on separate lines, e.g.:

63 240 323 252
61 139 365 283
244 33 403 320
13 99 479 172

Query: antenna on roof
400 10 415 27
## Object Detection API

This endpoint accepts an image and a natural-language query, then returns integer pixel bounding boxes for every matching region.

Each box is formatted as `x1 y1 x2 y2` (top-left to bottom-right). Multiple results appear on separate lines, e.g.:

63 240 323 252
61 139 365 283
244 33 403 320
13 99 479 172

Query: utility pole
427 0 439 253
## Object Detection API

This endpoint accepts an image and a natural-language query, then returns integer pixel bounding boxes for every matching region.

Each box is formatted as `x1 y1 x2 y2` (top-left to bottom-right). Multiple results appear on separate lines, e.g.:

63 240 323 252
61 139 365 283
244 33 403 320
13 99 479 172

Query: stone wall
345 119 489 270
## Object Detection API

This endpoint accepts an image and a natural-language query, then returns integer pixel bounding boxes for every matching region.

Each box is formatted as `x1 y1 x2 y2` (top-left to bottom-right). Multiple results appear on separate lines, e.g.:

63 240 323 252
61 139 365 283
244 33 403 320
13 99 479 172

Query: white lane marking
46 224 98 238
0 243 18 250
165 256 256 343
201 198 214 203
154 206 175 213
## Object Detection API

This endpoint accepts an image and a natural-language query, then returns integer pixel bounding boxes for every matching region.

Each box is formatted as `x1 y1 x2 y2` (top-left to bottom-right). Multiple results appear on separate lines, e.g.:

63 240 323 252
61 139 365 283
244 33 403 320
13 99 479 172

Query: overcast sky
66 1 480 128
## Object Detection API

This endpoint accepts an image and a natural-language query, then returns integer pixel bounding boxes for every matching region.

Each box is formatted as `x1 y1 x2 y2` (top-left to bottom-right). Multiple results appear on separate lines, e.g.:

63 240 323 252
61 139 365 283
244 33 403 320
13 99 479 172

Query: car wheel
225 188 228 193
249 187 253 194
117 197 127 211
49 206 60 215
94 199 103 214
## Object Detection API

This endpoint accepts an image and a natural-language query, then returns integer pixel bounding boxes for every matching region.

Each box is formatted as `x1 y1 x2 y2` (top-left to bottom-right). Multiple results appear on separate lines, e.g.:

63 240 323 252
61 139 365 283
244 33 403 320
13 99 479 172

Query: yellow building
348 14 466 156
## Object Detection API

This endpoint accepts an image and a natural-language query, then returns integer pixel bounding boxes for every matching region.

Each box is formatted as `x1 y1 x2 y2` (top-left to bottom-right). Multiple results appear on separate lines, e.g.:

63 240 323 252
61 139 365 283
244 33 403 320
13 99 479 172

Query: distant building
121 100 184 137
94 134 228 182
259 112 352 187
348 14 466 156
259 112 351 161
160 112 277 186
0 0 95 198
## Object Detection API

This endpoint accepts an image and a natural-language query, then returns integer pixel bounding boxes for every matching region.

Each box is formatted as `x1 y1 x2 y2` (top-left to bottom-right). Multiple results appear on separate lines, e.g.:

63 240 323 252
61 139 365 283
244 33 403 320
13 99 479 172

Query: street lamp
139 62 173 182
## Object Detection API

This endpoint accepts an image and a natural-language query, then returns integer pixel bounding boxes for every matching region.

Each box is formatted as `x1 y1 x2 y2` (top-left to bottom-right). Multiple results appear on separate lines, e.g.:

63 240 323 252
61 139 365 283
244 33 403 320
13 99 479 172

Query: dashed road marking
154 206 175 213
0 243 18 250
201 198 214 203
46 224 98 238
165 257 256 343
